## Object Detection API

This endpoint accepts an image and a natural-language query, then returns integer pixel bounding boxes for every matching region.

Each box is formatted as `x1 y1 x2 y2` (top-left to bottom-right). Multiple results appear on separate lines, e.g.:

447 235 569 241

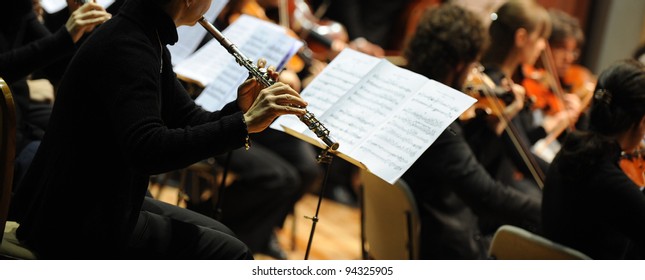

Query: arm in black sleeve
0 24 74 83
100 42 247 175
435 124 542 228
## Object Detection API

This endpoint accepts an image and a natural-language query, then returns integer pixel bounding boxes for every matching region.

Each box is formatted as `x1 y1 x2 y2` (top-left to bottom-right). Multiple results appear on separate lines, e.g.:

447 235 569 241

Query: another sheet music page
272 49 476 184
174 15 303 112
41 0 115 13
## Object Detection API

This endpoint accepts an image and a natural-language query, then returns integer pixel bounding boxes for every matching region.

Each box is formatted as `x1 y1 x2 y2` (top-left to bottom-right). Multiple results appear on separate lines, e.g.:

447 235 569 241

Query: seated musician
0 0 111 187
10 0 307 259
547 9 594 114
402 3 540 259
542 59 645 259
465 0 556 195
520 9 590 135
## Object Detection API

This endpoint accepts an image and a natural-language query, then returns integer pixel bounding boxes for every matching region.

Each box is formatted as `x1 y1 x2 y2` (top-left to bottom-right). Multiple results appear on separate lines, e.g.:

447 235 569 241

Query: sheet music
270 49 380 139
174 15 302 111
273 48 476 184
168 0 228 66
353 80 477 182
41 0 115 13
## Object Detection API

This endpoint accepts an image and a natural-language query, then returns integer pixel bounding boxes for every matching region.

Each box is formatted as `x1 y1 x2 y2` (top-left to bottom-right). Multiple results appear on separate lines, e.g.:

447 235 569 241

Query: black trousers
216 143 300 253
125 197 253 259
251 129 324 218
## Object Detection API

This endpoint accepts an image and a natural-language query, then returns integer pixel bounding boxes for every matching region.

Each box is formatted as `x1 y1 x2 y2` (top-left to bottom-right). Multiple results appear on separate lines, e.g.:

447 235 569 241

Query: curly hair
404 4 488 82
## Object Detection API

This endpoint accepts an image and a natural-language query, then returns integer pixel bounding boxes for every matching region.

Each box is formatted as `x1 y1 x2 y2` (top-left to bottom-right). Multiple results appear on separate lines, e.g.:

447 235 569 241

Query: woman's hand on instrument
236 58 280 112
242 82 307 133
65 2 112 43
503 83 526 119
562 93 582 122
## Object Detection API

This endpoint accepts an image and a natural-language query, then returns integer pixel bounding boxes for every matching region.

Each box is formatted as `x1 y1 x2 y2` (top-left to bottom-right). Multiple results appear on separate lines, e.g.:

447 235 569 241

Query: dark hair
484 0 551 65
559 59 645 176
634 43 645 61
404 4 488 82
548 9 584 47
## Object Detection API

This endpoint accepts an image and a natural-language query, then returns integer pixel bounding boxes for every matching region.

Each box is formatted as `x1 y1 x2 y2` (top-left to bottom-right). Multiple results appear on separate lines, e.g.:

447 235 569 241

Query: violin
521 64 563 115
461 65 546 189
561 64 596 109
620 145 645 187
461 67 515 121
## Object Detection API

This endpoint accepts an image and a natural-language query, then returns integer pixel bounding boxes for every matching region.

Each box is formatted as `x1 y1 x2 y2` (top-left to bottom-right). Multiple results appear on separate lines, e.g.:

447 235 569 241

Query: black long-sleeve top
543 139 645 259
463 66 549 187
12 0 248 258
0 4 76 152
403 121 541 259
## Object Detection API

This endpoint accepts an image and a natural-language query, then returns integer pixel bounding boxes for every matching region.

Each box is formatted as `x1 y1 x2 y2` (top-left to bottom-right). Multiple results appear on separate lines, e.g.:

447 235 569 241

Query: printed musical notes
272 49 475 184
174 15 303 111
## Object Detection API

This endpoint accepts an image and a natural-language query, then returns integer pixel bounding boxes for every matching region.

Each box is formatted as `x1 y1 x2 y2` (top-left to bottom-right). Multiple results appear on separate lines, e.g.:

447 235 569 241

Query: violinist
402 3 540 259
548 9 595 113
517 9 592 163
465 0 554 194
542 59 645 259
520 9 590 134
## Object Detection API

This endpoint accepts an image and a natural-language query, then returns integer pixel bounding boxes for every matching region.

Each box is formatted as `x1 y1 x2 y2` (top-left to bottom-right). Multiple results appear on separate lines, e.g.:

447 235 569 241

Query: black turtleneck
12 0 247 258
543 137 645 259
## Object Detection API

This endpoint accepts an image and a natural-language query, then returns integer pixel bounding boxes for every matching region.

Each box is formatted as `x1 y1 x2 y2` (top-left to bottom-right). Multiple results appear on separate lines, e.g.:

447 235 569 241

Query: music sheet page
41 0 115 13
273 48 476 184
174 15 302 112
270 49 381 140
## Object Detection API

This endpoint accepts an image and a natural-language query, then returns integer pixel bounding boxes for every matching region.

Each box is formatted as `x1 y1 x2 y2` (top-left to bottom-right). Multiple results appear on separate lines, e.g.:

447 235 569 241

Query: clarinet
198 17 339 151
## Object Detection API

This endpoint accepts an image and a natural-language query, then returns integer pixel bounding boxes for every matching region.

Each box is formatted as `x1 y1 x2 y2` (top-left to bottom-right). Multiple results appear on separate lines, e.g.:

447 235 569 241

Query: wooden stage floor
151 185 362 260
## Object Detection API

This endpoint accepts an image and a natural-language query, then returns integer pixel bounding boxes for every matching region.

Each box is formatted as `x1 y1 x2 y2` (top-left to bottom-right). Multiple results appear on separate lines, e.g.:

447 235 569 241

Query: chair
0 78 38 259
489 225 591 260
360 170 420 259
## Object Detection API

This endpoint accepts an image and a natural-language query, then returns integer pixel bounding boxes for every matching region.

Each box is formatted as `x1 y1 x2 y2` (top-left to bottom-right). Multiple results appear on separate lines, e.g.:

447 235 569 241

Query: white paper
41 0 116 13
168 0 228 66
272 48 476 184
175 15 303 112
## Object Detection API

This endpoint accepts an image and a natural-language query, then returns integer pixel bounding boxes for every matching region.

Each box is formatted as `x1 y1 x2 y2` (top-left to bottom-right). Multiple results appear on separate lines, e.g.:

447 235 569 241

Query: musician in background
532 9 589 129
515 8 588 162
11 0 307 259
548 9 594 103
542 59 645 259
0 0 111 188
466 0 557 195
402 3 540 259
310 0 411 57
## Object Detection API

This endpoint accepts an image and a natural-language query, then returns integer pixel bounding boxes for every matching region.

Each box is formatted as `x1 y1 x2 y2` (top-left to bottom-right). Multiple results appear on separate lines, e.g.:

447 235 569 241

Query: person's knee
200 227 255 260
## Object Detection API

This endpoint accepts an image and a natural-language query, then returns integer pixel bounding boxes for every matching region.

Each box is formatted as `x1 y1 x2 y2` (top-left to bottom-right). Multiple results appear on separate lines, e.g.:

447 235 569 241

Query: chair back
489 225 591 260
0 78 16 239
360 170 420 259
